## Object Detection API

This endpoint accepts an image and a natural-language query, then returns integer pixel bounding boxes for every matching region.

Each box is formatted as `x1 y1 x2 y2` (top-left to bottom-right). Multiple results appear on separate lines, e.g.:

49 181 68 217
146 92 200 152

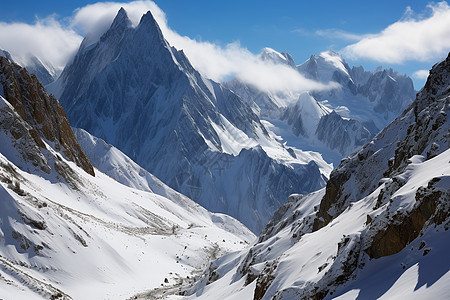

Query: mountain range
1 9 416 234
226 49 416 165
0 7 448 300
49 8 331 233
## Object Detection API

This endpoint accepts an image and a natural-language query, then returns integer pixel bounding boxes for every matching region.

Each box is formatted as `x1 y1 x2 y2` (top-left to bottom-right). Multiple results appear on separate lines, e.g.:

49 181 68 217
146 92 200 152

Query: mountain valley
0 5 448 300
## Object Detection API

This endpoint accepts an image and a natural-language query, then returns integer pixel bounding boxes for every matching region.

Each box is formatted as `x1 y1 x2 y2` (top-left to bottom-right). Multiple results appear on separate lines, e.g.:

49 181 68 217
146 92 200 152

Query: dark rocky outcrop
366 185 445 259
0 99 52 173
0 56 94 176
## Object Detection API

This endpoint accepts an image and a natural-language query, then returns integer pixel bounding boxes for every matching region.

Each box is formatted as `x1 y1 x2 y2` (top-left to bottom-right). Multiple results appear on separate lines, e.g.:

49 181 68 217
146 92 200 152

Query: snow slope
176 53 450 300
53 8 331 233
0 143 254 299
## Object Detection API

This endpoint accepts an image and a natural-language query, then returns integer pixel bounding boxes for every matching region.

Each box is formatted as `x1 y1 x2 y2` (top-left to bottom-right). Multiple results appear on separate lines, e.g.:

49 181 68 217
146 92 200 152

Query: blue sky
1 0 449 89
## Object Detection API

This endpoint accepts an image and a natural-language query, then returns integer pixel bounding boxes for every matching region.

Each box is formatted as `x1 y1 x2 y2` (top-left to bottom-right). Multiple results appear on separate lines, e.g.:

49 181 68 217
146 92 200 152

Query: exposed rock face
313 53 450 232
365 181 447 259
0 99 51 174
0 56 94 176
316 111 373 155
390 54 450 173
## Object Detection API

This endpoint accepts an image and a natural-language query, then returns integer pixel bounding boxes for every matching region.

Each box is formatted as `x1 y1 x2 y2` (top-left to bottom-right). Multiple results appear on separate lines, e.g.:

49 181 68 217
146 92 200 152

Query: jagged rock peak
259 47 296 68
54 6 328 233
138 9 164 36
110 7 132 30
0 56 95 176
417 52 450 111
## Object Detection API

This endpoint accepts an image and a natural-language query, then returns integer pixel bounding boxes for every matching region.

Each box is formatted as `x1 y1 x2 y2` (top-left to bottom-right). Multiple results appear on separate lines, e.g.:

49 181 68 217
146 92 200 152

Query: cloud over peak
0 16 82 69
0 0 334 94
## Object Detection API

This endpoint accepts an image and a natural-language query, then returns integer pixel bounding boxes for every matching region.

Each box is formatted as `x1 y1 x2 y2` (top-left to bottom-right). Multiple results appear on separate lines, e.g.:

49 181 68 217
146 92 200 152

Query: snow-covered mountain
0 49 57 86
52 8 331 233
259 47 296 68
179 53 450 299
0 55 255 299
226 49 415 165
298 50 416 129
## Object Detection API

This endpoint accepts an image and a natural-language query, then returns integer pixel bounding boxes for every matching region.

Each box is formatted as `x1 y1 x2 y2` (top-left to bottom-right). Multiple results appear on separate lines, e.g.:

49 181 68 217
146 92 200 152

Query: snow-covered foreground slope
175 54 450 299
0 146 254 299
53 8 331 233
0 57 254 299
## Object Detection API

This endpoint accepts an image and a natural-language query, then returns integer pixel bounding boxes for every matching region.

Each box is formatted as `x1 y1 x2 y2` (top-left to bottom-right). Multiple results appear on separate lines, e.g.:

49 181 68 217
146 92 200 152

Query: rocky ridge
0 56 94 176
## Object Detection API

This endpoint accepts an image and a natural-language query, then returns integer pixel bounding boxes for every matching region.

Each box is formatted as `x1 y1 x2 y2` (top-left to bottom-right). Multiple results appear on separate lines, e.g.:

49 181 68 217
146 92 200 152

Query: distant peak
261 47 277 54
136 10 166 43
139 10 159 27
320 50 342 59
259 47 296 67
260 47 283 60
110 7 132 30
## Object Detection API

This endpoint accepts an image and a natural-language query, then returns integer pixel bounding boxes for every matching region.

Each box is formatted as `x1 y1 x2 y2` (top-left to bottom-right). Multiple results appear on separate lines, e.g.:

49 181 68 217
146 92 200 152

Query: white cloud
315 29 366 42
412 69 430 80
0 16 82 70
0 0 334 94
342 2 450 64
161 31 332 93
